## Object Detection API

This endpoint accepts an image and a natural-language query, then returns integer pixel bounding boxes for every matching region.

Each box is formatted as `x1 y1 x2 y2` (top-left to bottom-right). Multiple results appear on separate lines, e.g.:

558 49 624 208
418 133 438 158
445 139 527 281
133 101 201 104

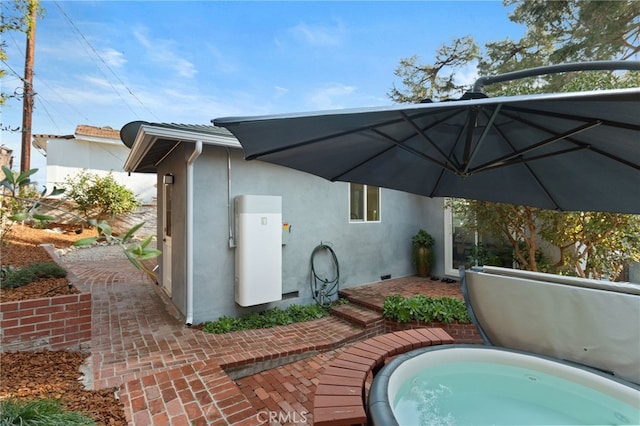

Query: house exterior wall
46 138 156 203
156 144 189 316
167 145 446 324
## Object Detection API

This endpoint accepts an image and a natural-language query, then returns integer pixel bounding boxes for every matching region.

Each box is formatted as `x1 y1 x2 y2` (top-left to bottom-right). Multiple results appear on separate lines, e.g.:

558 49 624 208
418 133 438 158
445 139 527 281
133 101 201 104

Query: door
162 179 173 297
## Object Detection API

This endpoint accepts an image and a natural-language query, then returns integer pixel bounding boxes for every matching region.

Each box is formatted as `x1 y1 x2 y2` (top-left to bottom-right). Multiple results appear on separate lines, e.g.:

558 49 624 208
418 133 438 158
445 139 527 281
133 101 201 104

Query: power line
5 28 85 132
53 1 160 121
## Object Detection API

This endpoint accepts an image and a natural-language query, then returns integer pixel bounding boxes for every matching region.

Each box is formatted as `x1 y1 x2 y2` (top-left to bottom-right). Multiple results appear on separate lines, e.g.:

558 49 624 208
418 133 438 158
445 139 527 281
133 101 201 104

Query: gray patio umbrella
213 65 640 214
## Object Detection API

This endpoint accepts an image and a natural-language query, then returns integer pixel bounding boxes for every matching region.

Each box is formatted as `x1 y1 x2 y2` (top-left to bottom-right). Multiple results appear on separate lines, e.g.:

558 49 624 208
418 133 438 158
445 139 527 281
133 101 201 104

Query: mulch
0 224 126 425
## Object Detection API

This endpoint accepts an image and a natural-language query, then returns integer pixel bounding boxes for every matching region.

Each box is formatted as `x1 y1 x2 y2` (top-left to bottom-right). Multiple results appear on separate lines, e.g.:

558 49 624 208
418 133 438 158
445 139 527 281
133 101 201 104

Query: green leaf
8 213 28 221
73 237 98 246
129 249 162 261
32 214 56 221
121 222 145 242
139 235 153 249
50 186 65 196
97 221 112 237
1 165 14 184
123 250 143 270
16 168 37 183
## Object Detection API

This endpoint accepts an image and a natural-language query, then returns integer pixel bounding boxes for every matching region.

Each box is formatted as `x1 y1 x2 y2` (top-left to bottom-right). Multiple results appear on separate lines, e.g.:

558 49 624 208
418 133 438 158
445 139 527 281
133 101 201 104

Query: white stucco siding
187 145 445 323
46 139 157 203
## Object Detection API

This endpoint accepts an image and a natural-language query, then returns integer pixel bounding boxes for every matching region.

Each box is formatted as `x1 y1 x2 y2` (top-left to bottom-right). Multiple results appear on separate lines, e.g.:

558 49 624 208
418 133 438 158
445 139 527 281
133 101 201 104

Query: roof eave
123 124 241 173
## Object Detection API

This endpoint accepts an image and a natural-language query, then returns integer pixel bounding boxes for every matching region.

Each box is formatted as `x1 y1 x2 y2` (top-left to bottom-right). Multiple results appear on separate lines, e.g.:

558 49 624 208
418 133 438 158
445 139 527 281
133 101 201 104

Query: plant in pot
412 229 435 277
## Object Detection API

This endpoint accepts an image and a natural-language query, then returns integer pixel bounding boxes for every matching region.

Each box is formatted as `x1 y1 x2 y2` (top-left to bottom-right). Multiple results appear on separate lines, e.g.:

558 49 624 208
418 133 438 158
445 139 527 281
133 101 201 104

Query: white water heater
235 195 282 306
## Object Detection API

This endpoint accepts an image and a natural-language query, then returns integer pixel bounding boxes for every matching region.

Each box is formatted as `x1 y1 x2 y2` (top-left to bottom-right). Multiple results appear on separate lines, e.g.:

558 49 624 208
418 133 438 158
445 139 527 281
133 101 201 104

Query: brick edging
0 244 92 352
385 319 482 344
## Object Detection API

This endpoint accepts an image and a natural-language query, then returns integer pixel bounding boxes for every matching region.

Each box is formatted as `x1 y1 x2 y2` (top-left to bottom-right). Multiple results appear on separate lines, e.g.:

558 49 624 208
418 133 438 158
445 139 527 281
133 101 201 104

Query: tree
0 0 43 105
388 36 478 102
390 0 640 280
0 0 43 132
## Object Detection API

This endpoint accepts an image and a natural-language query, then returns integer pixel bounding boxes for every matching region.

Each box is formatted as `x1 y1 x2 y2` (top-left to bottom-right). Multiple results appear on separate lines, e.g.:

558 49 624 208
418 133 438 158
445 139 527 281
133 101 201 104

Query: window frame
348 183 381 223
444 199 514 276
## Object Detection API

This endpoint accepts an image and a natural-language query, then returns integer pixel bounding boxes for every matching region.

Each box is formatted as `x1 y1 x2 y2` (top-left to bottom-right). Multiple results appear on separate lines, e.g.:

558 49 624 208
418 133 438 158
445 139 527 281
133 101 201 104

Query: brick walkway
65 258 366 425
63 254 462 425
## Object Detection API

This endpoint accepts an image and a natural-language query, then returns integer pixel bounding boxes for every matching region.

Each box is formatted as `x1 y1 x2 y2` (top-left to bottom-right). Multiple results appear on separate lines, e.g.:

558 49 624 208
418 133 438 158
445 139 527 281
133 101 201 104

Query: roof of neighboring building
33 124 121 152
121 121 240 173
75 125 120 139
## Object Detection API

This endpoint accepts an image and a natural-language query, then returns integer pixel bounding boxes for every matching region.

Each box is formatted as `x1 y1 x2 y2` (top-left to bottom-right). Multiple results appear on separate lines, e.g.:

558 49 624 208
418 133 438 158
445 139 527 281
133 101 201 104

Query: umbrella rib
475 146 588 172
327 128 460 182
468 121 601 173
399 110 462 170
462 107 480 172
369 128 459 173
243 117 405 160
473 113 563 210
587 146 640 171
463 104 502 174
503 105 640 132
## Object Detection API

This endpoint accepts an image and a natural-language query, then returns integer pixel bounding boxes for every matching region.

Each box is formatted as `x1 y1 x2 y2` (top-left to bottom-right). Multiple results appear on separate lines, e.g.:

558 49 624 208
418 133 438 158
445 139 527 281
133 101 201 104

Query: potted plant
412 229 435 277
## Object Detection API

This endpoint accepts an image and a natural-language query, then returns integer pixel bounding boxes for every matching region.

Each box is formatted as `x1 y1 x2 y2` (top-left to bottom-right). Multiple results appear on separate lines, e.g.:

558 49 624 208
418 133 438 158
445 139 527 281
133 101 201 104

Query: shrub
64 170 139 220
201 303 332 334
383 294 471 324
0 398 95 425
0 262 67 289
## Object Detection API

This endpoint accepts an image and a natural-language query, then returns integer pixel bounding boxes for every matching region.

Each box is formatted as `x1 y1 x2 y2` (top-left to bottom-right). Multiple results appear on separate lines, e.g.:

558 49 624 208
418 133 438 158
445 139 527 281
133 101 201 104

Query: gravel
56 243 129 262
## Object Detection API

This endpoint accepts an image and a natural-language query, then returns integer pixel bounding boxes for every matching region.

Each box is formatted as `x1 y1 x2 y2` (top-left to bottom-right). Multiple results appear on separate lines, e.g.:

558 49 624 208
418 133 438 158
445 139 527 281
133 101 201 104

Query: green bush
202 303 331 334
0 398 95 425
383 294 471 324
0 262 67 289
64 170 139 220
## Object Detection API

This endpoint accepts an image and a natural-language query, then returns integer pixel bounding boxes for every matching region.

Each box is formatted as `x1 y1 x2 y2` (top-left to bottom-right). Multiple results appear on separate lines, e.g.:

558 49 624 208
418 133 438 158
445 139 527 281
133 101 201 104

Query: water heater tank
235 195 282 306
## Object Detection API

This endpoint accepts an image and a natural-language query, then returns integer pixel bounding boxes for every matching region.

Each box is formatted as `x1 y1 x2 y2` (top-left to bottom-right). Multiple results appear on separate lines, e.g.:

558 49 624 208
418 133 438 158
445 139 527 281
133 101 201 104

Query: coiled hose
310 243 340 306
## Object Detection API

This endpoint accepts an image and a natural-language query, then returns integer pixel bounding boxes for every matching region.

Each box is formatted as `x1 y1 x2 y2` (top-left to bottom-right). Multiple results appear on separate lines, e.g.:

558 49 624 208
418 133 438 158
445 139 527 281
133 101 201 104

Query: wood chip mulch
1 224 126 425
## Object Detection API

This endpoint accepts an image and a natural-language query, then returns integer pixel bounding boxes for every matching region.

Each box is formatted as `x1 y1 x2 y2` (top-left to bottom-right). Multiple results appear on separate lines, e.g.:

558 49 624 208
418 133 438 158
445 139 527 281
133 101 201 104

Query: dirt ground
0 224 127 425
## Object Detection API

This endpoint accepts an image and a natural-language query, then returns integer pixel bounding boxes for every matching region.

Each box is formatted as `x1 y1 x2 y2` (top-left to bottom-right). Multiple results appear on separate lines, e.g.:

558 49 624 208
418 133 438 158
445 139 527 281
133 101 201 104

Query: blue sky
2 1 524 182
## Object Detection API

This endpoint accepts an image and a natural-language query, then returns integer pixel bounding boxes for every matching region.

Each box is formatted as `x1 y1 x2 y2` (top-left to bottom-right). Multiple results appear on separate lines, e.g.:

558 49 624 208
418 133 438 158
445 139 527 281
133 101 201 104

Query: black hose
310 243 340 306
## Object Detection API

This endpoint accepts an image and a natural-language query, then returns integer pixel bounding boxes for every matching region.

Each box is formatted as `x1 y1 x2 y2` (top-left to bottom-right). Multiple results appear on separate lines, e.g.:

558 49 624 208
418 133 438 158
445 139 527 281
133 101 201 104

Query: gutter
185 141 203 326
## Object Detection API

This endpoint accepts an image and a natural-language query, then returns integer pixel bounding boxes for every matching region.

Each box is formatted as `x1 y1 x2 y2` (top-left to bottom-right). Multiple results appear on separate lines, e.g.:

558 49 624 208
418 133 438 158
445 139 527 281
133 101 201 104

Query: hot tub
369 266 640 425
369 345 640 425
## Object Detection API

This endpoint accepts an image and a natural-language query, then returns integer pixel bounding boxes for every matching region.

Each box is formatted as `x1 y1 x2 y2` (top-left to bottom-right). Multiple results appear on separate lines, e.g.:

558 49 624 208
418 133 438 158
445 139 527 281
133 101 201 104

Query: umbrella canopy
213 87 640 214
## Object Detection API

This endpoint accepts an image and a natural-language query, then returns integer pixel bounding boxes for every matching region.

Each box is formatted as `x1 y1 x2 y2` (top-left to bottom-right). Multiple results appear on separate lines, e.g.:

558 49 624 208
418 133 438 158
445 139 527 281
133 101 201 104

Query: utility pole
20 0 37 174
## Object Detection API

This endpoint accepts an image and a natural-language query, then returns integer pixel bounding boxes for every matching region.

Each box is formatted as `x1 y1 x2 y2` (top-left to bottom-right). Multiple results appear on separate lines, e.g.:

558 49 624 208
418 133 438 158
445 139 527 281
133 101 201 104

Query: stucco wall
156 145 188 317
183 146 445 323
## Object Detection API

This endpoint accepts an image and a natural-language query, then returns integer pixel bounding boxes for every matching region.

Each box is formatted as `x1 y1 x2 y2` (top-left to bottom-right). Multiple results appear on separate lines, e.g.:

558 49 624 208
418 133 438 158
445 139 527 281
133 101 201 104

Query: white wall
46 139 156 203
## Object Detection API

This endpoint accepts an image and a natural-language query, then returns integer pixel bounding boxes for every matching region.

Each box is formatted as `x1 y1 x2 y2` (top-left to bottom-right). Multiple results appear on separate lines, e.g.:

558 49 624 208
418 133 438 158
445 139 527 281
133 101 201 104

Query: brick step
338 290 384 313
330 303 384 329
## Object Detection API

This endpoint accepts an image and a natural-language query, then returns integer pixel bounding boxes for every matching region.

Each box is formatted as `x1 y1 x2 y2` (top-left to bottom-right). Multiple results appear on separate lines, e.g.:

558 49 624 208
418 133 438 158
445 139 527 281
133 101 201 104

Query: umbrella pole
471 60 640 93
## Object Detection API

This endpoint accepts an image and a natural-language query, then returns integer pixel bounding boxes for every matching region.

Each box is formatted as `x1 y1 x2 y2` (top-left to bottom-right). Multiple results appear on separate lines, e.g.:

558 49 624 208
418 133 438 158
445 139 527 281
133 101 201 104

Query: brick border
0 244 92 352
312 328 454 426
385 319 482 344
0 293 92 351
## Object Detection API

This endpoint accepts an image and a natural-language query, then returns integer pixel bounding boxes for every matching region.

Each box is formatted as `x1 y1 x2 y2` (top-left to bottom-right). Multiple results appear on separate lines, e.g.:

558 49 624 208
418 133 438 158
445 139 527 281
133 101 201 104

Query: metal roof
121 121 240 173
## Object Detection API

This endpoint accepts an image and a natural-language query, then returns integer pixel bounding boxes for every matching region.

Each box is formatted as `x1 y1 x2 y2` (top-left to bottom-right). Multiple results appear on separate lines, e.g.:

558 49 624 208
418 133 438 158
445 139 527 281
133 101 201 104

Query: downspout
226 147 235 248
186 140 203 326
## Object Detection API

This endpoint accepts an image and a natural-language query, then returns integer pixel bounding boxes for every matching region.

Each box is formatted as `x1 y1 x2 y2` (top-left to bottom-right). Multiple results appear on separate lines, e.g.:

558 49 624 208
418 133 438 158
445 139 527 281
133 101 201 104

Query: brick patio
64 256 465 425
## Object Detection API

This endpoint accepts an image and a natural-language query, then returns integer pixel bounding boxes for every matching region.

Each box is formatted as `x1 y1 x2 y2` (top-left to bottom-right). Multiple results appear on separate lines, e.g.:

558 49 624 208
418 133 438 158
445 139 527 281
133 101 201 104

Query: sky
1 1 524 184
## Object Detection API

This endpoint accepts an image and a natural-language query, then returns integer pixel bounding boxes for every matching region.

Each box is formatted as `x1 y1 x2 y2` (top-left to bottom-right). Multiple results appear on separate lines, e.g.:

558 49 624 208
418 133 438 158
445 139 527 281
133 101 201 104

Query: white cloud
101 48 126 68
454 61 479 91
133 28 197 79
306 83 356 110
289 20 345 47
274 86 289 97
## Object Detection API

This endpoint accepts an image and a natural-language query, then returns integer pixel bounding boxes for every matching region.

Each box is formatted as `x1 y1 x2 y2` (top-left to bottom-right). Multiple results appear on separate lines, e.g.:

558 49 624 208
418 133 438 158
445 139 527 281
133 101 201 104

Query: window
349 183 380 222
444 199 513 276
